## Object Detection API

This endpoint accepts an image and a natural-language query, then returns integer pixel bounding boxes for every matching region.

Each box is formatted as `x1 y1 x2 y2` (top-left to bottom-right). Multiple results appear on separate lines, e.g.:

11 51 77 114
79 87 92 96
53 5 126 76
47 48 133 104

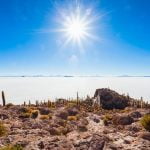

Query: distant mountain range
0 75 150 77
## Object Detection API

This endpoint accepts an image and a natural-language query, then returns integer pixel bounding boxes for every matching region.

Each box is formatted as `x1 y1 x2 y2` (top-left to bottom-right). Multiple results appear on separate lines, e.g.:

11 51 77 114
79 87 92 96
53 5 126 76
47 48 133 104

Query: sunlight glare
66 17 86 40
55 4 99 49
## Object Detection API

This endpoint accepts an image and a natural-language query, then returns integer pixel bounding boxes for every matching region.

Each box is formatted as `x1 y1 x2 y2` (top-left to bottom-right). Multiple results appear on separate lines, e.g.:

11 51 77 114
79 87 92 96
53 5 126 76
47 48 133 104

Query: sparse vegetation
67 116 77 121
0 144 23 150
141 114 150 131
104 114 113 121
103 114 113 126
0 122 7 137
5 103 14 108
19 112 31 119
0 88 150 149
40 115 49 120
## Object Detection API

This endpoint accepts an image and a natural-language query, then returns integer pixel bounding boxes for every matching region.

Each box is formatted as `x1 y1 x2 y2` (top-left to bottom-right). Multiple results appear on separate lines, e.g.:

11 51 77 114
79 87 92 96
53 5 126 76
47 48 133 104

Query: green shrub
141 114 150 131
0 122 7 137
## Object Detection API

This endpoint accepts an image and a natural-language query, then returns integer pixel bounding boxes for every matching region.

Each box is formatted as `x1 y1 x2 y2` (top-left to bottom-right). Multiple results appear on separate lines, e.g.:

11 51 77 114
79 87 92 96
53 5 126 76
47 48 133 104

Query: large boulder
94 88 129 109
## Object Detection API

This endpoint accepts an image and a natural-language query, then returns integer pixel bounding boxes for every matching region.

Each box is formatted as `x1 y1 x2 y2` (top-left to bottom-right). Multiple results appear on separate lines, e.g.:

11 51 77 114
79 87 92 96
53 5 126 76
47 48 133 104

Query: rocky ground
0 104 150 150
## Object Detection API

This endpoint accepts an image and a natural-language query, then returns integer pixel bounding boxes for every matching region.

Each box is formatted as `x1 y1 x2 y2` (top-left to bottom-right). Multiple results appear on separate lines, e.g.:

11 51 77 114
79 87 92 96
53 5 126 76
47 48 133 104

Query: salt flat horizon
0 77 149 105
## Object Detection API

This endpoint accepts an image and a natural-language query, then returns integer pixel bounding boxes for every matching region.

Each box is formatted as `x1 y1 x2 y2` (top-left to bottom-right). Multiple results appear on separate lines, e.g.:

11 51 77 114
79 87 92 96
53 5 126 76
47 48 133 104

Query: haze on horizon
0 0 150 76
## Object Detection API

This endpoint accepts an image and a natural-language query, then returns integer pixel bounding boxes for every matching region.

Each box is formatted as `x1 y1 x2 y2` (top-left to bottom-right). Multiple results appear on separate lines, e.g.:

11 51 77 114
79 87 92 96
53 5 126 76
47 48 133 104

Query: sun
65 16 87 41
55 5 98 48
61 9 91 47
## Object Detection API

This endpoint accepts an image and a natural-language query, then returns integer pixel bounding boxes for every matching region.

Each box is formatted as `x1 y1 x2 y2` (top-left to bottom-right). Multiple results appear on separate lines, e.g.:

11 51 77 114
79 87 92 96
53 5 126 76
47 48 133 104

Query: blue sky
0 0 150 76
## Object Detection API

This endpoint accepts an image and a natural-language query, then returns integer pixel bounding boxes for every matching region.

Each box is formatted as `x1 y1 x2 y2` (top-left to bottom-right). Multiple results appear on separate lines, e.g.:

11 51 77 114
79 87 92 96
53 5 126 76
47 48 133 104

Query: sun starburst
55 5 99 49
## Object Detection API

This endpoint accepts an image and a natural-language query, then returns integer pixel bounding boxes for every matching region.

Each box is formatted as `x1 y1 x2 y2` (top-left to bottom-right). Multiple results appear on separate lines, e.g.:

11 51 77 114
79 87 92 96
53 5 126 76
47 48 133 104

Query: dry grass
40 115 49 120
67 116 77 121
0 122 7 137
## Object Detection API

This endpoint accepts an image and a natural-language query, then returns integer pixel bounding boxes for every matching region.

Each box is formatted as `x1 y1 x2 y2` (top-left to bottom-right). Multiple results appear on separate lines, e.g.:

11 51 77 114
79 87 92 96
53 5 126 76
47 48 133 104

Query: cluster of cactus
1 90 149 110
128 97 150 108
20 93 101 113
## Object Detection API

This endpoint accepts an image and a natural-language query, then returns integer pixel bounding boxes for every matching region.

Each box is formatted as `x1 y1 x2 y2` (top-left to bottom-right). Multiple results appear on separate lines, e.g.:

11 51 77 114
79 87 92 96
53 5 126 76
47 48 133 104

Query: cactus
77 92 79 106
2 91 6 106
29 100 31 106
36 100 39 107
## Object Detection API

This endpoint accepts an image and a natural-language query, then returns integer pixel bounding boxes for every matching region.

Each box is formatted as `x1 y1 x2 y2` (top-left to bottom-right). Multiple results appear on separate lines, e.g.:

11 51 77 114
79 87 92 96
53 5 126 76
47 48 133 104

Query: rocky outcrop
94 88 129 109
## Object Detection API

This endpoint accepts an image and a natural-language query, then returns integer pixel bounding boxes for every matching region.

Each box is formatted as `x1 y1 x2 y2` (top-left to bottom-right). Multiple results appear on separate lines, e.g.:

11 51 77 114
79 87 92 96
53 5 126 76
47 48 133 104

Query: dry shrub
0 144 23 150
67 116 77 121
0 122 7 137
40 115 49 120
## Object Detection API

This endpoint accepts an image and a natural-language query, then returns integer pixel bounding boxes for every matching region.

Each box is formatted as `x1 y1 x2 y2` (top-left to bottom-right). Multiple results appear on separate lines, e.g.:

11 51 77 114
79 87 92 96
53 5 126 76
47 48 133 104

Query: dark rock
77 118 89 132
89 134 109 150
31 111 38 119
92 117 100 123
0 114 9 120
107 144 118 150
124 139 131 144
19 113 30 119
55 119 67 127
49 127 60 135
38 141 45 149
39 108 51 115
16 140 29 148
18 107 29 113
126 124 141 133
56 111 68 120
113 115 134 125
94 88 129 109
130 111 142 118
67 107 79 116
79 118 89 126
31 123 42 129
78 124 88 132
75 141 90 150
139 132 150 141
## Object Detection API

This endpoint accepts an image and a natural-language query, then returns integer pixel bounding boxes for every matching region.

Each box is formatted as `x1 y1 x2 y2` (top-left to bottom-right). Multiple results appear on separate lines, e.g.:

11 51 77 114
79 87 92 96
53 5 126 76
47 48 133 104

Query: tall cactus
29 100 31 107
24 101 26 106
77 92 79 106
2 91 6 106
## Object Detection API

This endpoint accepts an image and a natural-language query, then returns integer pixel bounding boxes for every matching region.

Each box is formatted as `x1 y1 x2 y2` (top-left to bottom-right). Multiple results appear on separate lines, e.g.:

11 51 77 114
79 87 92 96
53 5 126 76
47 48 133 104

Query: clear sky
0 0 150 76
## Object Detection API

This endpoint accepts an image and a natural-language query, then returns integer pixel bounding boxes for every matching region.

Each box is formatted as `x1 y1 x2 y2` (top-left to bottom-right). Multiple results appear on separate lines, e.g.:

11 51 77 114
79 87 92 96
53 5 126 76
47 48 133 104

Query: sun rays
55 4 99 49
